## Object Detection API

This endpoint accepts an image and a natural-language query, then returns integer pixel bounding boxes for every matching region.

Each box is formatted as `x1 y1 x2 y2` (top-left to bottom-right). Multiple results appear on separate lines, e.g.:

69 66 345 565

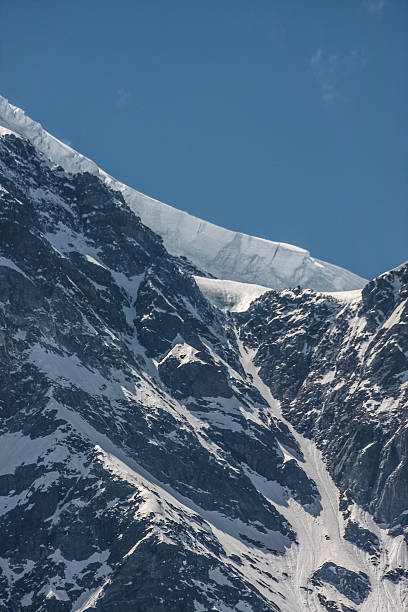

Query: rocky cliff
0 122 406 611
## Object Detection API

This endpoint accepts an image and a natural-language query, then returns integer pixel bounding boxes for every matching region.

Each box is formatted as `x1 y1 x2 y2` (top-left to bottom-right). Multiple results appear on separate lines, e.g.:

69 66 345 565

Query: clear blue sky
1 0 407 280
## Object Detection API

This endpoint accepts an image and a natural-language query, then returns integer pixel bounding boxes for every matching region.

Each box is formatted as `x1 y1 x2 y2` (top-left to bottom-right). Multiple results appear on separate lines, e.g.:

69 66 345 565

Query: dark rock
311 562 370 605
158 343 233 398
382 567 408 583
344 521 380 557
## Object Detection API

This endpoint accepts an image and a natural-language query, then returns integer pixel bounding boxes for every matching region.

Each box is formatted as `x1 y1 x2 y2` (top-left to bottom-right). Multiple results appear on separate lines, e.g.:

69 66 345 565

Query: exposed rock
238 264 408 531
383 567 408 584
344 520 380 558
311 562 371 605
158 343 233 398
0 124 406 611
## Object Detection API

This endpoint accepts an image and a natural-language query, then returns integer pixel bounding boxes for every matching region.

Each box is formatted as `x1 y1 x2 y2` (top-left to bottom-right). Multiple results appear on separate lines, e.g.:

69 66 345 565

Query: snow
159 343 206 367
84 254 107 268
29 186 73 214
0 94 366 292
0 124 18 137
190 400 246 434
194 276 271 312
0 256 32 281
28 343 111 397
322 289 363 302
55 400 292 565
0 490 31 517
0 314 404 611
0 432 58 476
320 370 336 384
21 591 34 607
0 92 404 609
44 587 69 601
40 549 112 612
0 558 35 585
208 567 234 587
382 298 407 330
71 580 111 612
49 549 111 583
237 339 408 612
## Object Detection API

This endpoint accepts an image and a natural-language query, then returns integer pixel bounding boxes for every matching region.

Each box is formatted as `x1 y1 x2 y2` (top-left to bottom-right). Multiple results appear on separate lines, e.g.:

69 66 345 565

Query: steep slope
237 266 408 610
193 276 271 312
238 264 408 531
0 118 406 612
0 130 300 611
0 95 366 291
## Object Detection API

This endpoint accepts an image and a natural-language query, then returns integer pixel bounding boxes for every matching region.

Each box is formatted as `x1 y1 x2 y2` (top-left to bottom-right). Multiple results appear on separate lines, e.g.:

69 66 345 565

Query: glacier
0 94 366 292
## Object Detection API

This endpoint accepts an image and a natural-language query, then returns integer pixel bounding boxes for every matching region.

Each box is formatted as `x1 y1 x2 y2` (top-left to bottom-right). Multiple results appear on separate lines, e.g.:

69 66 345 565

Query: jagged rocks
0 131 299 611
158 343 233 398
344 521 380 558
311 562 371 605
383 567 408 583
238 265 408 532
317 594 357 612
0 123 407 611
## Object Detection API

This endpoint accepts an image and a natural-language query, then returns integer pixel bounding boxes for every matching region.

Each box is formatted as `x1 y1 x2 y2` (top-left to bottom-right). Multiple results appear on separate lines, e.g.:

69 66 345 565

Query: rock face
311 563 371 605
0 124 407 612
238 265 408 534
158 343 234 399
0 131 296 612
344 522 380 559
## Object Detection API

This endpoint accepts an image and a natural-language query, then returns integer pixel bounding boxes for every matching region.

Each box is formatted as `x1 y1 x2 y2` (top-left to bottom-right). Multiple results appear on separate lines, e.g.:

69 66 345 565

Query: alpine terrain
0 95 406 612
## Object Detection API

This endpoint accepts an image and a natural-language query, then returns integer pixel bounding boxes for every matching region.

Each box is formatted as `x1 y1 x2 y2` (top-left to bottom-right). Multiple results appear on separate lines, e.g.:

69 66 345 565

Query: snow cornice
0 94 367 292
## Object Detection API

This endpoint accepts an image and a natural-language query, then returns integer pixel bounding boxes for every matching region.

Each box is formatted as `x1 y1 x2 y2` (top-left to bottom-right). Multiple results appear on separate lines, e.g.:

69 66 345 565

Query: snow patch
159 343 206 367
194 276 271 312
0 256 32 281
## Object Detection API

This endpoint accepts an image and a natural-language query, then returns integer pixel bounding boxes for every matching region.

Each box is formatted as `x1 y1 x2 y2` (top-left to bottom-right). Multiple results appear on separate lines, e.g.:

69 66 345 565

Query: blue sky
0 0 406 279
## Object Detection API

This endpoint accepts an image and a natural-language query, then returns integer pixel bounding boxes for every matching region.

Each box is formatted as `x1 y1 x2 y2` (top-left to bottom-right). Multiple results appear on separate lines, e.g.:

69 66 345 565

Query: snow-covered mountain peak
0 105 406 611
0 94 366 291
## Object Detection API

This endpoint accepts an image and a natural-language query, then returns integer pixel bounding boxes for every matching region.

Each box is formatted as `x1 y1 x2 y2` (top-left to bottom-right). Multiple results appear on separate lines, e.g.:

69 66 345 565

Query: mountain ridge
0 103 406 611
0 95 366 292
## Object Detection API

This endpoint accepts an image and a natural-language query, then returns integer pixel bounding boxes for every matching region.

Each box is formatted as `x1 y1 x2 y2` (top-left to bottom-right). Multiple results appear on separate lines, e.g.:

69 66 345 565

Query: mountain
0 98 407 612
0 95 366 292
